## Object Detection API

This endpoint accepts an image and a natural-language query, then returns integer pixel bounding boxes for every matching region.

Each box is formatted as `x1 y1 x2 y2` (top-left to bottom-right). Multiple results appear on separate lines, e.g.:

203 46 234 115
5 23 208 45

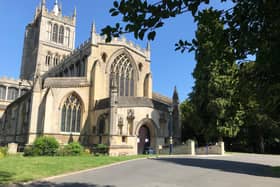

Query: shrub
33 136 59 156
0 152 4 159
93 144 109 156
83 148 91 155
24 136 59 156
63 142 84 156
23 145 35 156
0 147 8 156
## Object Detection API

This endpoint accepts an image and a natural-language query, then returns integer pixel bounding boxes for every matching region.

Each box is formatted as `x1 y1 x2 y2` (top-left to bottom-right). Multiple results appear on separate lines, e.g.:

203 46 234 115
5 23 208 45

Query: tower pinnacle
172 86 179 103
41 0 46 9
53 0 59 16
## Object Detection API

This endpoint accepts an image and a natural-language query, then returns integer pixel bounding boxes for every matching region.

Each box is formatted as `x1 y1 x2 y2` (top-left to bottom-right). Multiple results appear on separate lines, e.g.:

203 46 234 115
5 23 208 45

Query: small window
53 55 59 66
101 53 107 62
122 136 127 143
138 63 143 71
45 54 52 66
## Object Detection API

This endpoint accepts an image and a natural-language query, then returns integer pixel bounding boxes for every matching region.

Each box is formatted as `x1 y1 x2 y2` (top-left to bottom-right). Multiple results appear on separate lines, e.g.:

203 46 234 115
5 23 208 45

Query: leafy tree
237 62 280 153
180 99 204 142
101 0 280 60
189 9 243 141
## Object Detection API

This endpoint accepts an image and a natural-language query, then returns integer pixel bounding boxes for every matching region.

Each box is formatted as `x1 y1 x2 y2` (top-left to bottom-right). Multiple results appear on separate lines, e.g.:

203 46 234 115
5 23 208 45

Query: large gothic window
0 86 6 100
110 53 135 96
47 22 52 41
7 87 18 100
58 26 64 44
60 94 82 133
52 24 58 42
64 28 70 47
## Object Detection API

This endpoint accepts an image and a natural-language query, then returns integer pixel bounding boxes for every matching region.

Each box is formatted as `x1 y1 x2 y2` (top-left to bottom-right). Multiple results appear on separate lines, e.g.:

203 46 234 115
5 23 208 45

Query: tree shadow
154 157 279 178
0 171 15 185
11 181 115 187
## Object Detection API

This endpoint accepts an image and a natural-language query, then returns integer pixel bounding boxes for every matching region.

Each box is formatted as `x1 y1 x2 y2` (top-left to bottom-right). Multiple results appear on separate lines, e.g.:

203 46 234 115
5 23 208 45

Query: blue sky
0 0 232 100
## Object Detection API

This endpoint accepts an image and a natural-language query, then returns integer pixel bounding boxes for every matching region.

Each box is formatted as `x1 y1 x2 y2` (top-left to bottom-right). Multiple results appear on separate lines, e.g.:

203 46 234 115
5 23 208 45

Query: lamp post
168 106 173 155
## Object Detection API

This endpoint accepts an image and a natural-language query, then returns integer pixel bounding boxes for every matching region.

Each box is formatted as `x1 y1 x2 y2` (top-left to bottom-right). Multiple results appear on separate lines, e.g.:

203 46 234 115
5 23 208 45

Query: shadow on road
154 157 279 178
7 181 116 187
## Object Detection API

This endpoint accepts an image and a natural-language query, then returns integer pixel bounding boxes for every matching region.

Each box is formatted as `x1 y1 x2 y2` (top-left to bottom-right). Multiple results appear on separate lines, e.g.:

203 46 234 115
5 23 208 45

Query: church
0 0 181 155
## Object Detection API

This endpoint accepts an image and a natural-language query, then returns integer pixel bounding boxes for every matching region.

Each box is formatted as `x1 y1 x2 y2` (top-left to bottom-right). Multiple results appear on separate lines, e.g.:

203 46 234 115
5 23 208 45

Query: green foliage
92 144 109 156
63 142 84 156
187 9 243 141
24 136 59 156
23 146 35 156
0 147 8 157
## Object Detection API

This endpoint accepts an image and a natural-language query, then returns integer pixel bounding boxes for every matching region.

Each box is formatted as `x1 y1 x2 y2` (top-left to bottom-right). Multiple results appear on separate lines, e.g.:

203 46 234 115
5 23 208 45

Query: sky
0 0 232 100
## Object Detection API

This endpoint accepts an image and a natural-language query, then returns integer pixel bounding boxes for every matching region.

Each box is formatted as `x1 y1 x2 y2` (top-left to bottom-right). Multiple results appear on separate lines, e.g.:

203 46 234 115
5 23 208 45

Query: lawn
0 155 145 184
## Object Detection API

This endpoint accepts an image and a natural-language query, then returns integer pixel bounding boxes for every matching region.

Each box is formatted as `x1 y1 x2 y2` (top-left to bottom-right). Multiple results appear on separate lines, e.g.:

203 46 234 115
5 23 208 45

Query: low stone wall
159 140 195 155
195 142 224 155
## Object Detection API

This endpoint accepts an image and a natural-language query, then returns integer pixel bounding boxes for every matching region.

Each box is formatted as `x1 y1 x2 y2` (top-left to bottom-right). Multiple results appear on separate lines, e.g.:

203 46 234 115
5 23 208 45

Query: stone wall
159 140 195 155
195 142 225 155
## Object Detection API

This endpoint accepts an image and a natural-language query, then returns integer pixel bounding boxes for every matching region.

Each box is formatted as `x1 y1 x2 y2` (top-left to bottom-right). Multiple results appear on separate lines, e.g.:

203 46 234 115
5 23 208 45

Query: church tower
20 0 76 80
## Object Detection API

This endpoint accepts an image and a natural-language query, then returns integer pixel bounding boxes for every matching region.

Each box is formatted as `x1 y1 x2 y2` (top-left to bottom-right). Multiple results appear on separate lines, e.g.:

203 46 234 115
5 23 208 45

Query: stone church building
0 0 181 155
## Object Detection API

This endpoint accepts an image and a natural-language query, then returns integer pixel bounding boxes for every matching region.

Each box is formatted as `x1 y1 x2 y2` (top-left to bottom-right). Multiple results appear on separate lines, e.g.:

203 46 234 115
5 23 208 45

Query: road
25 154 280 187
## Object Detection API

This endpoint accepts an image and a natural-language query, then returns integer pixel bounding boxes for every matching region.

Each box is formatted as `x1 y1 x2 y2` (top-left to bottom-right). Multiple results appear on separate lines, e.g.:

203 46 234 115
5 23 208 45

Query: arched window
110 53 135 96
143 74 150 97
58 26 64 44
60 94 82 133
53 55 59 66
7 87 18 100
45 54 52 66
0 86 6 100
64 28 70 46
52 24 58 42
47 22 52 41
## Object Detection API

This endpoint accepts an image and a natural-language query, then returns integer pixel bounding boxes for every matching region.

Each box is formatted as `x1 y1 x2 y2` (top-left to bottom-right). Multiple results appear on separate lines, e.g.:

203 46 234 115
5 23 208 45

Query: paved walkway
24 154 280 187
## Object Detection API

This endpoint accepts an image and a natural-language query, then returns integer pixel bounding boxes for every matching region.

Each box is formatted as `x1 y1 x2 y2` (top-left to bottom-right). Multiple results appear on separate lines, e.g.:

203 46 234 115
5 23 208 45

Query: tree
101 0 280 59
189 9 244 141
180 99 204 143
237 62 280 153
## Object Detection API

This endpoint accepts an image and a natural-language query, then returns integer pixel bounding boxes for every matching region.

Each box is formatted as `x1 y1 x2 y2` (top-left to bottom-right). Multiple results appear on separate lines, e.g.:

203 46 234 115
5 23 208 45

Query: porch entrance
137 125 150 154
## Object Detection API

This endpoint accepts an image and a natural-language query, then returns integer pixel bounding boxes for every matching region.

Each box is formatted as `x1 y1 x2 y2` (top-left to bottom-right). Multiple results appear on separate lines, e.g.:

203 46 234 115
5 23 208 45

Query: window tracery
110 53 135 96
61 94 82 133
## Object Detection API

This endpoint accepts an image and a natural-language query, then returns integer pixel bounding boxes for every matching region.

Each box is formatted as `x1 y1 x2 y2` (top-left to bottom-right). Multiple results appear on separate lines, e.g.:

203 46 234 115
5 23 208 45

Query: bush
24 136 59 156
0 146 8 156
23 145 35 156
63 142 84 156
0 152 4 159
92 144 109 156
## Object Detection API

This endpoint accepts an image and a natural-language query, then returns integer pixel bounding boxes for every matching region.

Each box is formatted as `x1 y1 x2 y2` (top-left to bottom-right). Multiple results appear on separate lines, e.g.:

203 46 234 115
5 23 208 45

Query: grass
0 154 146 184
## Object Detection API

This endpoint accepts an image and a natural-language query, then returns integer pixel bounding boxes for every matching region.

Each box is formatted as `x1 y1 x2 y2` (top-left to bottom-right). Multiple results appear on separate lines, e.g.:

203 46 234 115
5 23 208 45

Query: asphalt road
25 154 280 187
